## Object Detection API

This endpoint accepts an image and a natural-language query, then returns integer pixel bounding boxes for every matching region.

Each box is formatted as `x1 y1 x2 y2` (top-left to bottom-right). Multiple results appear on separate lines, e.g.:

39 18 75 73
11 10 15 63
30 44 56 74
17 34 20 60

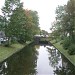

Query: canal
0 43 75 75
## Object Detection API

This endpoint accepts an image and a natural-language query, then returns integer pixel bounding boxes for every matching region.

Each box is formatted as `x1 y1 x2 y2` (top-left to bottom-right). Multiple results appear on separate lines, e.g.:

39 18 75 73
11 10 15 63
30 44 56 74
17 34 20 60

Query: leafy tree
65 0 75 42
50 21 62 41
51 0 75 55
25 10 40 41
29 11 39 34
6 5 27 43
40 30 48 36
1 0 22 34
0 15 4 31
1 0 40 44
55 5 67 37
2 0 21 19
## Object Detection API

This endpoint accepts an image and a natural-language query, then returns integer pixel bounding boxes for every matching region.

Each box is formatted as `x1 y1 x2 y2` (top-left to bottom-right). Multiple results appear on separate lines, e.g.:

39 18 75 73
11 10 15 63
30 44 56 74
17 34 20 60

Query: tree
1 0 40 44
6 5 27 43
55 0 75 41
65 0 75 42
2 0 21 19
5 8 40 43
1 0 28 44
55 5 67 37
29 11 39 34
40 30 48 36
51 0 75 55
0 15 4 31
25 10 40 41
1 0 22 34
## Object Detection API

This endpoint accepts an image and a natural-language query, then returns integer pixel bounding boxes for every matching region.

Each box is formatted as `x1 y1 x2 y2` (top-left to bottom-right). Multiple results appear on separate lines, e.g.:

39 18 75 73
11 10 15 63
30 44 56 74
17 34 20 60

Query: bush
4 44 10 47
68 44 75 55
60 40 63 45
62 37 71 50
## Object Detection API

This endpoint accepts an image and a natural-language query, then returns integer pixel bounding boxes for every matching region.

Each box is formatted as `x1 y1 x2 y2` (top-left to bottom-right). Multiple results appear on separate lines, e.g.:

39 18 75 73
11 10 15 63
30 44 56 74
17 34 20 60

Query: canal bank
50 41 75 66
0 42 31 63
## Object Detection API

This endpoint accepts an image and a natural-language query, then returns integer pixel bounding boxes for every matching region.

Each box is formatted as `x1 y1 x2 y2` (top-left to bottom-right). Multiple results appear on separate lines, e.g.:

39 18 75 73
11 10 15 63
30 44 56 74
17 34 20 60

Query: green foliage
1 0 22 31
2 0 21 16
51 0 75 39
40 30 48 36
1 0 40 44
4 43 10 47
51 0 75 55
63 37 75 55
0 15 4 31
68 44 75 55
7 7 26 36
62 37 71 50
25 10 40 35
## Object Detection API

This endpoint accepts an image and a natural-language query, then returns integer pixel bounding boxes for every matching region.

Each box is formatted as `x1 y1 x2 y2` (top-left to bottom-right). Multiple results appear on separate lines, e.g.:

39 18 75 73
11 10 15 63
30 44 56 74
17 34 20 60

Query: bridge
33 35 52 46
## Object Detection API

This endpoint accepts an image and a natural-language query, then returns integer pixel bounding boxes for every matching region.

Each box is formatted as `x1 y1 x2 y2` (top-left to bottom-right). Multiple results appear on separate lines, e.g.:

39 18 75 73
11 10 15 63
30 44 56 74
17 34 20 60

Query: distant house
0 31 8 44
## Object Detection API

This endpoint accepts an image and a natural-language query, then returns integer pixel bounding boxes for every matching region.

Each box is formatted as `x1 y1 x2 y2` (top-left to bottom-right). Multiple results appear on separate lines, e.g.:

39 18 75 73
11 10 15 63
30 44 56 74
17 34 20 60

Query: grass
0 43 24 62
50 41 75 66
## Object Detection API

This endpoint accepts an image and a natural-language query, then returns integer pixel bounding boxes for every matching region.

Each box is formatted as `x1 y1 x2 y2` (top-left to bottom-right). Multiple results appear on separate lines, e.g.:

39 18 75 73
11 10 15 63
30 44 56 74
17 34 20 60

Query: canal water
0 44 75 75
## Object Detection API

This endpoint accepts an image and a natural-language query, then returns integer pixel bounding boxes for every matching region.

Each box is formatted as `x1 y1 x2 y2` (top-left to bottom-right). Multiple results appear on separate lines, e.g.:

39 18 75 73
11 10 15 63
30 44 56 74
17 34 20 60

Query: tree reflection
54 55 75 75
0 44 38 75
47 46 61 68
0 61 8 75
34 45 40 50
47 46 75 75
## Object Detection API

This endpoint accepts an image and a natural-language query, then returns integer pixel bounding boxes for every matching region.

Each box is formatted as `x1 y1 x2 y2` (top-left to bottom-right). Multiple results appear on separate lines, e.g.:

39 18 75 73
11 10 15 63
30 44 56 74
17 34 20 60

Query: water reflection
36 46 54 75
0 61 8 75
54 55 75 75
0 44 38 75
47 46 75 75
0 44 75 75
47 46 61 68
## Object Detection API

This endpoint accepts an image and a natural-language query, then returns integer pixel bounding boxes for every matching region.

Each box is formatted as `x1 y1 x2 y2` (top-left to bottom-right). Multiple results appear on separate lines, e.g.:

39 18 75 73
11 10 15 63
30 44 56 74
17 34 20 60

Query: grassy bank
0 43 24 63
50 40 75 66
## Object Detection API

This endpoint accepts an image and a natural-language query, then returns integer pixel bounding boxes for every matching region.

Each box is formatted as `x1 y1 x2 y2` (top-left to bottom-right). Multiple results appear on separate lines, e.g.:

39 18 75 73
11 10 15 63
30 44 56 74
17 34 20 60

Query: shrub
68 44 75 55
60 40 63 45
62 37 71 50
4 44 10 47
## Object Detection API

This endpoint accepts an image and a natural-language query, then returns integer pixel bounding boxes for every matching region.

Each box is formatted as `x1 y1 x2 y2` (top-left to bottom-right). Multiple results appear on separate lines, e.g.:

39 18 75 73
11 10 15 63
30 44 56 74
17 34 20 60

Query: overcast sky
0 0 68 32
